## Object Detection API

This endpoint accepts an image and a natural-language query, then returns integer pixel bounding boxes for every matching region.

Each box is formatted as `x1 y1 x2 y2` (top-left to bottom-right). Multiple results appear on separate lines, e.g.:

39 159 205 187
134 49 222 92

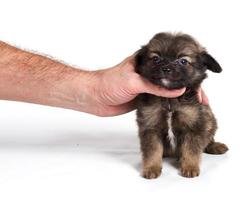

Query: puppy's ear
134 46 148 69
198 52 222 73
134 46 148 74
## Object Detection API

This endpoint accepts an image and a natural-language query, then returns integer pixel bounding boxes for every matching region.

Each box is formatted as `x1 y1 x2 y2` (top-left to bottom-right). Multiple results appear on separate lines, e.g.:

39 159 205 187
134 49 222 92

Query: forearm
0 41 190 117
0 41 96 112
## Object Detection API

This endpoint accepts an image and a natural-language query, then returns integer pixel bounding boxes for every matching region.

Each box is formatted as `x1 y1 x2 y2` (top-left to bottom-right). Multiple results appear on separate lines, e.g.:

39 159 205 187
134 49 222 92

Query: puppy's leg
204 140 229 154
179 135 202 178
140 131 163 179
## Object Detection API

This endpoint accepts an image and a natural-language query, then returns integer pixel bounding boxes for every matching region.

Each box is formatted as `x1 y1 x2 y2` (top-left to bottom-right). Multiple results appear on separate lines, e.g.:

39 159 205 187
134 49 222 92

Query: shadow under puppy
134 32 228 179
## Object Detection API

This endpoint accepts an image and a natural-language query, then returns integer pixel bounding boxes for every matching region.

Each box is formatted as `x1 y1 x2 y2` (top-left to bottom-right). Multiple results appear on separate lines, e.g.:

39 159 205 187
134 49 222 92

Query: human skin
0 41 208 116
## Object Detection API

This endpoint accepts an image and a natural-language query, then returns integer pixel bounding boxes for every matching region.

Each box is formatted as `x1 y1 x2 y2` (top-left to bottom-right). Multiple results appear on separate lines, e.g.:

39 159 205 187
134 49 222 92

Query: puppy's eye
152 56 161 64
179 58 189 65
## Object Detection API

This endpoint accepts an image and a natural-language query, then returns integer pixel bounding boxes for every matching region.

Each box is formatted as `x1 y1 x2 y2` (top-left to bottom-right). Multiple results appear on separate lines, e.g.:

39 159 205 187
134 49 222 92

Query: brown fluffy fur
135 32 228 179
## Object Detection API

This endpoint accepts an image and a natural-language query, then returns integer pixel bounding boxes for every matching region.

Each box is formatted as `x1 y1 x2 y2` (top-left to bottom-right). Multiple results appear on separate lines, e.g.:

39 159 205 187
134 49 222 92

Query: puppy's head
135 32 222 89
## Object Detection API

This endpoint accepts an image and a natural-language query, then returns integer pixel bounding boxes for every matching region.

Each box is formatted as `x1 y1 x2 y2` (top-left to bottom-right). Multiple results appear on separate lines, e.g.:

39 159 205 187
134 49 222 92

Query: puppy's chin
152 78 186 90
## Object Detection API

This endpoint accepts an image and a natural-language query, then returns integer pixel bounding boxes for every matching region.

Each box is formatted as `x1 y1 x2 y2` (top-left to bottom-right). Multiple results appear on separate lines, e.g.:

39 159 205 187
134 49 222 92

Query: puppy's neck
178 76 206 104
179 87 199 103
162 85 200 112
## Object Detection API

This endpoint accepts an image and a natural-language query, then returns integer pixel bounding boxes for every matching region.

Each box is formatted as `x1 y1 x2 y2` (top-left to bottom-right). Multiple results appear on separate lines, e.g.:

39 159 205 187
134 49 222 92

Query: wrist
62 68 102 114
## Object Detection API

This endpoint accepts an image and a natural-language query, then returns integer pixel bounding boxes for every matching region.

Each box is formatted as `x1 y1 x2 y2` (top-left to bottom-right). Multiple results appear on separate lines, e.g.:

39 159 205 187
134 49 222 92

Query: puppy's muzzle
161 62 182 81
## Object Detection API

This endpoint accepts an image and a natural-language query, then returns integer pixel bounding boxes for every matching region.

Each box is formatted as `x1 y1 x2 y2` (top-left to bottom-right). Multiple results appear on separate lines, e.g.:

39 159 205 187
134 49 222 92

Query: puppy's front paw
142 166 162 179
205 142 229 154
180 166 200 178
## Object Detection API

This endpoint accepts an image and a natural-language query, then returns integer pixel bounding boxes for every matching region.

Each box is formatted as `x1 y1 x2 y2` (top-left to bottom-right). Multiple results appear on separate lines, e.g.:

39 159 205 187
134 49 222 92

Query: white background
0 0 252 199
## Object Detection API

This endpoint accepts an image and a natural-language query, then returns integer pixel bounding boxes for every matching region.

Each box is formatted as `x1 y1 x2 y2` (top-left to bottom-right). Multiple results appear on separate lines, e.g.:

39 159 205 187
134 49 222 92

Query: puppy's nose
161 66 172 73
162 65 182 80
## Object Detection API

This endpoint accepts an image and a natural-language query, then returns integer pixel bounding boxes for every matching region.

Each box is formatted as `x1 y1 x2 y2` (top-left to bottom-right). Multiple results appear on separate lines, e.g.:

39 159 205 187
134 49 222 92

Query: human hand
0 41 208 117
197 87 209 105
82 55 208 116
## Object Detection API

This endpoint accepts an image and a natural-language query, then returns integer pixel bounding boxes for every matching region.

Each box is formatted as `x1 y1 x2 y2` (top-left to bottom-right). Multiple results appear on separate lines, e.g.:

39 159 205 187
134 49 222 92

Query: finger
138 77 186 98
197 87 203 103
201 89 209 105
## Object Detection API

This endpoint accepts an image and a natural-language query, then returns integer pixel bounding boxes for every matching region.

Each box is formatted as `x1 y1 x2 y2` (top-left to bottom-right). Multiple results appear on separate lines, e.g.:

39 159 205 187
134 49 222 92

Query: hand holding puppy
0 41 208 117
87 55 208 116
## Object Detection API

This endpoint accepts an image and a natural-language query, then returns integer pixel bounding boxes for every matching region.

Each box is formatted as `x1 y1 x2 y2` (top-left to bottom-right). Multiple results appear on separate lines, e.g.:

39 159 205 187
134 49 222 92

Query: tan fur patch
149 52 160 58
143 141 163 168
142 140 163 179
180 55 193 63
181 146 201 166
201 106 215 132
179 46 197 57
180 141 201 178
140 101 162 129
177 105 199 127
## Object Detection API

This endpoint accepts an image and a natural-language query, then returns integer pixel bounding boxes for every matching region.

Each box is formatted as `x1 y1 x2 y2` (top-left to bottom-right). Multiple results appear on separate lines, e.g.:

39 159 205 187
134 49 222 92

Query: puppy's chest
166 109 176 151
163 100 177 151
161 99 199 151
138 96 200 151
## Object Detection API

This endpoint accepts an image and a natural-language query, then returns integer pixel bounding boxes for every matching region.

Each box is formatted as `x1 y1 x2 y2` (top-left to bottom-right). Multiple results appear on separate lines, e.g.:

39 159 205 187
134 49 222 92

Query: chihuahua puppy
135 32 228 179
